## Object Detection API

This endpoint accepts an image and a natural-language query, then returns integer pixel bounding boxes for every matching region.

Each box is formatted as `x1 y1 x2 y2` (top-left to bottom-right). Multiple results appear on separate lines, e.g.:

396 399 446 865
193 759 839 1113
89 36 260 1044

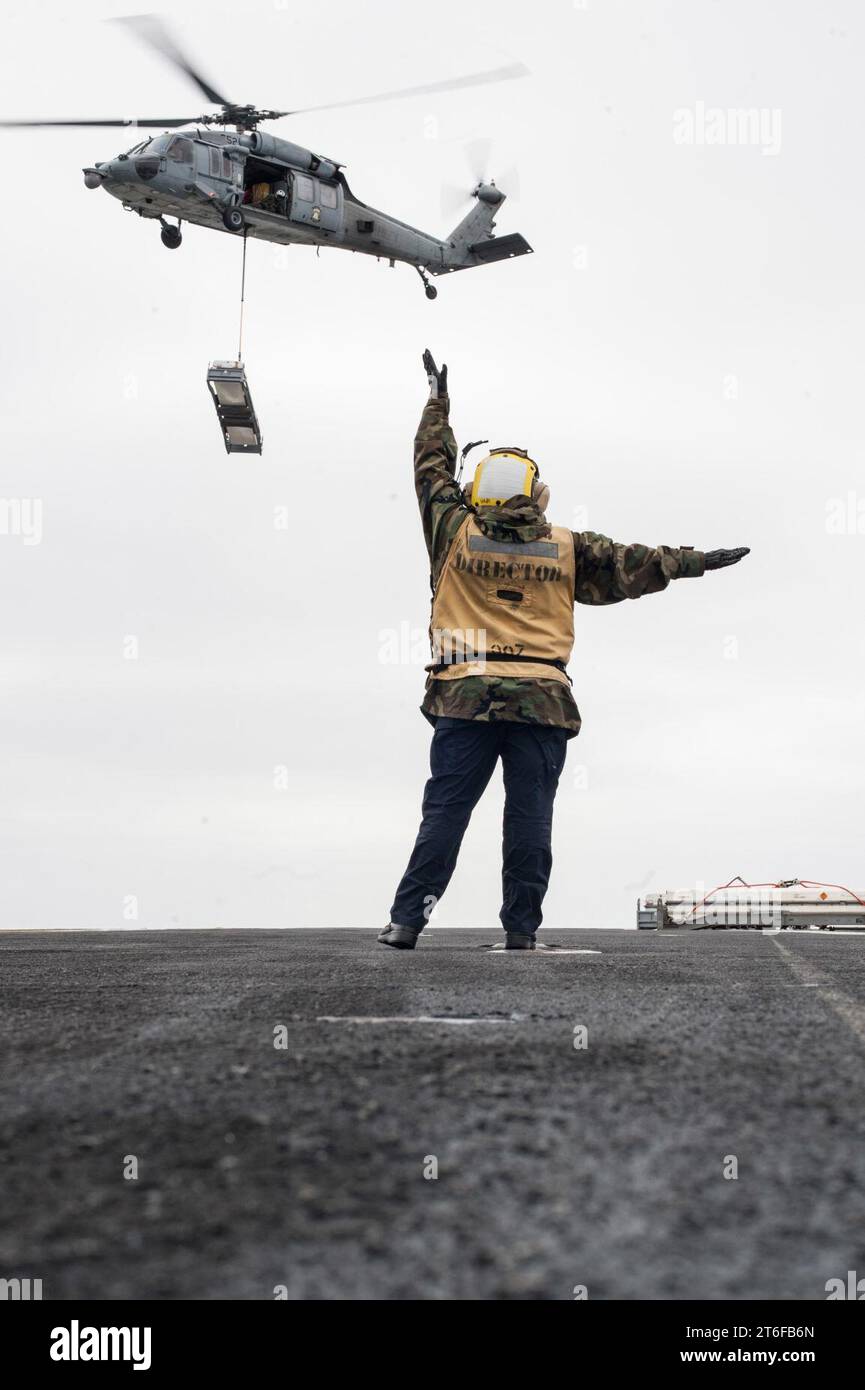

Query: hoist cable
237 229 248 362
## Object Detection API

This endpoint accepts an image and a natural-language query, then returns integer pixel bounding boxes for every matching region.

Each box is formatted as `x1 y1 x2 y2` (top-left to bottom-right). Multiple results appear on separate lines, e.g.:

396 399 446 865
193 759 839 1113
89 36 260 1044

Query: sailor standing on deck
380 352 749 952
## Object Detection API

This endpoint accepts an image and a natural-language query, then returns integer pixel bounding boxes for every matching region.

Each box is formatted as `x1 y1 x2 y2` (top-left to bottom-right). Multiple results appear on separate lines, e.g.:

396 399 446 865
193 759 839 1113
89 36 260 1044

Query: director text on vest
454 552 564 584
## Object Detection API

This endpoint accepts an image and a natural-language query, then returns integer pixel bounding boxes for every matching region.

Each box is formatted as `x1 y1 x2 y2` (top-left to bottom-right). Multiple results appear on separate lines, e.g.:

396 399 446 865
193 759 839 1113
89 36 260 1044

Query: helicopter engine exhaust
243 131 339 182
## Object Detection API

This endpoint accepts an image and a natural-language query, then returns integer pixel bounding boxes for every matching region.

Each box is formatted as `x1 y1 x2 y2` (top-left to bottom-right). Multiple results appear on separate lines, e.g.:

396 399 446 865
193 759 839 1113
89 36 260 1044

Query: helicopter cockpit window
320 183 338 210
145 134 174 156
168 137 193 164
296 176 314 202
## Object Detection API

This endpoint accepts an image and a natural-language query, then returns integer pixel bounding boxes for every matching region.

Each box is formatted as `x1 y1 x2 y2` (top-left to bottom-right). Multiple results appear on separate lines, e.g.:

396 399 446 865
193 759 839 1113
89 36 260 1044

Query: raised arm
414 351 467 578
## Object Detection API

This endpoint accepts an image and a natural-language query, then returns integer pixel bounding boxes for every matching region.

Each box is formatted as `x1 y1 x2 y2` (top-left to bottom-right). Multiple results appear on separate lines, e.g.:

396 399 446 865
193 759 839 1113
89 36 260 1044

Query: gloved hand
704 547 751 571
423 349 448 400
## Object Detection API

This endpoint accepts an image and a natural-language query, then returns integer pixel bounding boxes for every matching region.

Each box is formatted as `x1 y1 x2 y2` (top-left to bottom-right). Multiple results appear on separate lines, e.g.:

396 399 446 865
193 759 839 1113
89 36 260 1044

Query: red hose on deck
687 876 865 917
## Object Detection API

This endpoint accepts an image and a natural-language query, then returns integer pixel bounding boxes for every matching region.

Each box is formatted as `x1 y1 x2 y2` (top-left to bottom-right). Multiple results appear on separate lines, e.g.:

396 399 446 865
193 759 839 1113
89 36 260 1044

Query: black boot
504 932 536 950
378 924 421 951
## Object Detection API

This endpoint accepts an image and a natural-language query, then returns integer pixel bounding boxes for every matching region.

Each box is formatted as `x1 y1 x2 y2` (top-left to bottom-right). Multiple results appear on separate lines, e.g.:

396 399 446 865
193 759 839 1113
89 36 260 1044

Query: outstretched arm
414 351 466 577
573 533 750 604
573 532 703 605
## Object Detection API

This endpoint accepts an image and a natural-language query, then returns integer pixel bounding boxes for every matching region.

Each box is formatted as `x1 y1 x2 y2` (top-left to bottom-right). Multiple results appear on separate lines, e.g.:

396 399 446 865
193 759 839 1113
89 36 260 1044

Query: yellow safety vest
429 514 575 685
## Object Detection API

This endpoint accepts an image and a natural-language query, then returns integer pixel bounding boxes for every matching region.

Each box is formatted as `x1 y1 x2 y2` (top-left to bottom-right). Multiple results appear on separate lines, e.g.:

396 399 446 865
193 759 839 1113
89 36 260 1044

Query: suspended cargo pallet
206 360 263 454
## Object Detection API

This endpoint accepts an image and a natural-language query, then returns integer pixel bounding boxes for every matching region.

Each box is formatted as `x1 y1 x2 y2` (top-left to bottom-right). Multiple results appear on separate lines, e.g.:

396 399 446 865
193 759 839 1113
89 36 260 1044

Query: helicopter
2 14 533 300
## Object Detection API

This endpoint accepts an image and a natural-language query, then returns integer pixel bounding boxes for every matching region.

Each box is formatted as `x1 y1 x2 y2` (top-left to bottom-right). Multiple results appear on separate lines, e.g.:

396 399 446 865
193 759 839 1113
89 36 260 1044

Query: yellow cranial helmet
470 447 540 508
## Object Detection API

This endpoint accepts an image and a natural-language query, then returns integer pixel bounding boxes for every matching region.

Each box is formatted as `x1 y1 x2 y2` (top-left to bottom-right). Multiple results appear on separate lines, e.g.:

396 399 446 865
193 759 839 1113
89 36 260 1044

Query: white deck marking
486 947 603 956
316 1016 514 1025
771 937 865 1048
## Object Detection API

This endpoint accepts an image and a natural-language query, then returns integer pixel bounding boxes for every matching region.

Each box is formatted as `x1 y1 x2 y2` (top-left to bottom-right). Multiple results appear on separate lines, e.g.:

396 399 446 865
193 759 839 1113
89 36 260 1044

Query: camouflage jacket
414 395 705 737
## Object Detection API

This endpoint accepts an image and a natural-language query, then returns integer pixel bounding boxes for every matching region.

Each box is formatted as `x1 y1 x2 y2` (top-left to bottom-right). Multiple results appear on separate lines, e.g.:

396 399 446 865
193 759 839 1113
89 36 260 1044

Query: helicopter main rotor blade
287 61 529 117
0 116 201 128
112 14 231 108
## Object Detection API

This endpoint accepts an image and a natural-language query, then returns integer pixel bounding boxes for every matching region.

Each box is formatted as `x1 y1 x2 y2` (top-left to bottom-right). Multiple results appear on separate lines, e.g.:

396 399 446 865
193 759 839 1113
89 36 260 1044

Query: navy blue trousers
389 717 568 937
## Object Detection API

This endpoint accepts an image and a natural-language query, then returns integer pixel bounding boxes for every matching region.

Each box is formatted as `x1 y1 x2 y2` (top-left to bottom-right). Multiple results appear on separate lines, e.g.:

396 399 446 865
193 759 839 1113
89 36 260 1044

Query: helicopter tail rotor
440 138 521 220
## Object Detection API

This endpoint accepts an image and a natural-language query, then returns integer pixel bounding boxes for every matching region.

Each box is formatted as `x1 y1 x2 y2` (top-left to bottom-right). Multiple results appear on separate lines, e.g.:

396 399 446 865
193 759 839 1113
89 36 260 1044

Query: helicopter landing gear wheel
160 225 182 250
416 265 438 300
223 206 245 233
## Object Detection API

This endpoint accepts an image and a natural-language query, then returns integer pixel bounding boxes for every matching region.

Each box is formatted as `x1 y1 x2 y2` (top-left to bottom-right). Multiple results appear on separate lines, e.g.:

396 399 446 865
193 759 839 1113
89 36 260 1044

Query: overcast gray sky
1 0 863 930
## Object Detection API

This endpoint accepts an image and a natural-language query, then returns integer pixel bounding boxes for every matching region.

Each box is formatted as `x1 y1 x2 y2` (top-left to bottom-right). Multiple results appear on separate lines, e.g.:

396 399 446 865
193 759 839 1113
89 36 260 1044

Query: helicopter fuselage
84 128 532 284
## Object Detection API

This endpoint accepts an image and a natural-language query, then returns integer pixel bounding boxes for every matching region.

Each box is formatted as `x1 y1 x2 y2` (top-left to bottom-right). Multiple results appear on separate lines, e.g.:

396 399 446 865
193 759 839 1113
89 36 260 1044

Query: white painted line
771 938 865 1048
486 947 603 956
315 1016 514 1025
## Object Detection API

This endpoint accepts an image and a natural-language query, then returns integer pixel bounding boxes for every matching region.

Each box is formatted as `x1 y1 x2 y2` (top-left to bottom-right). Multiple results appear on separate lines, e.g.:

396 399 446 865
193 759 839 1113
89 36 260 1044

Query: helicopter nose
83 162 106 190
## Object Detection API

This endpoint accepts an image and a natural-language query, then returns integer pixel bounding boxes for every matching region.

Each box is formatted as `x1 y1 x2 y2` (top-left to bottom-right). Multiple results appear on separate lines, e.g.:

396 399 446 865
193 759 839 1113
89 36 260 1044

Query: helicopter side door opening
241 156 290 217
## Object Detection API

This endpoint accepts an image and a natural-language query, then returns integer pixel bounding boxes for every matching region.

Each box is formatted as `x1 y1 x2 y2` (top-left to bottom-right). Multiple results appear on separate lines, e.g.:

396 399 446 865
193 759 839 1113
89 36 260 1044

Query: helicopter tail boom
435 189 533 275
